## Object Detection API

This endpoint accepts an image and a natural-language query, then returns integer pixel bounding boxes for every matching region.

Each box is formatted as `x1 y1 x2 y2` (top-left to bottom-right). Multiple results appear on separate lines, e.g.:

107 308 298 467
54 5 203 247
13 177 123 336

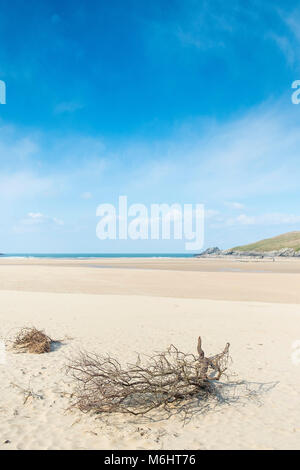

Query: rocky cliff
196 246 300 258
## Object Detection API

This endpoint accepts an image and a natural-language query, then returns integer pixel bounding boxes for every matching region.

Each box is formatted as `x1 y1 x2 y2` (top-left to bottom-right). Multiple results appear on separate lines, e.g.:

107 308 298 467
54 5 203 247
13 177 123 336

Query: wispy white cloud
0 171 53 200
3 100 300 205
54 101 84 114
267 32 295 66
81 192 93 200
224 202 245 210
2 97 300 249
225 213 300 226
205 211 300 228
27 212 44 219
26 212 63 225
205 209 220 219
13 212 64 233
268 6 300 68
0 125 107 202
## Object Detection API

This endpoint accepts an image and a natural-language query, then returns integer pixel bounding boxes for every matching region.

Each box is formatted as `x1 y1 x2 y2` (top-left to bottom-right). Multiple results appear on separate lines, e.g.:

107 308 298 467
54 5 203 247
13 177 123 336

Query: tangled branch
67 337 230 416
12 327 59 354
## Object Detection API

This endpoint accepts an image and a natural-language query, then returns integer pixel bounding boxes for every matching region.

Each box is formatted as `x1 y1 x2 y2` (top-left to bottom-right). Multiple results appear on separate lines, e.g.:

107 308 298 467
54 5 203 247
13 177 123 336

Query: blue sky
1 0 300 252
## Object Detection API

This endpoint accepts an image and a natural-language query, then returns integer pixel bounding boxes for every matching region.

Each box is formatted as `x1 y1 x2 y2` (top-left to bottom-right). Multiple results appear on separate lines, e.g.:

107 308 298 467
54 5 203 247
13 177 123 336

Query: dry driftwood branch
11 382 44 404
12 327 59 354
67 336 230 415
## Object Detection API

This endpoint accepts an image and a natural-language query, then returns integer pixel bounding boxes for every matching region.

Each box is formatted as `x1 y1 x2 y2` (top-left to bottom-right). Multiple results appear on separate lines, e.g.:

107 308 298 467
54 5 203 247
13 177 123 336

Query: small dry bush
67 336 230 416
12 327 58 354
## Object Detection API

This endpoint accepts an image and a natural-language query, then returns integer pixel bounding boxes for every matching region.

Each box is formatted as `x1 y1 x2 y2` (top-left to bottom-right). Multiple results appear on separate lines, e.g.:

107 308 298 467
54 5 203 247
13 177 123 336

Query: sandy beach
0 257 299 450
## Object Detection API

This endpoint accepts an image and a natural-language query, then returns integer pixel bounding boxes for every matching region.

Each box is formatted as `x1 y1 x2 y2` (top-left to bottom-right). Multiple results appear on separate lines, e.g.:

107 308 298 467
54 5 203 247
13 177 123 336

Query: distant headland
197 231 300 258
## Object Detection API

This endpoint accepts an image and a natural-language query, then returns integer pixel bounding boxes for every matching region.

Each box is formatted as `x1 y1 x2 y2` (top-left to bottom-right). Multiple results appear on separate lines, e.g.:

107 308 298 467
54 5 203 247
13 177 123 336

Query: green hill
233 231 300 253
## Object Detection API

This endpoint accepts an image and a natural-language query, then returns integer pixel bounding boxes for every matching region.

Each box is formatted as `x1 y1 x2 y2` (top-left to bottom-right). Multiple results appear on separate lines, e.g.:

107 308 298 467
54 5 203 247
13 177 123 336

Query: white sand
0 285 299 450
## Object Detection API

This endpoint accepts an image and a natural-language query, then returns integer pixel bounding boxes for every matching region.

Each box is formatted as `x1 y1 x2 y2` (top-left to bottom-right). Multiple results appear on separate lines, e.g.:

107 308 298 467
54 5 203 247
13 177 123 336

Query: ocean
1 253 196 259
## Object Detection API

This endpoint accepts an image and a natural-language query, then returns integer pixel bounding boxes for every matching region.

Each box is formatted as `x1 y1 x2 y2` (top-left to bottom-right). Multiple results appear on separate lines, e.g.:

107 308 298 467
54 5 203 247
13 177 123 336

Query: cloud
4 100 300 206
13 212 64 233
0 125 107 202
205 209 220 219
283 7 300 42
268 32 295 66
27 212 44 219
54 101 84 114
226 213 300 226
118 100 300 210
0 126 39 166
0 172 54 200
224 202 245 210
2 96 300 247
268 6 300 68
81 192 93 200
26 212 63 224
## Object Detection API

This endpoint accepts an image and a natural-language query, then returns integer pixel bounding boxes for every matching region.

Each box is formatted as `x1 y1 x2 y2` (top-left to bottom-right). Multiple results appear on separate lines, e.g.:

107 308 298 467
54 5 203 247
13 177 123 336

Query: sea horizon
0 252 197 259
